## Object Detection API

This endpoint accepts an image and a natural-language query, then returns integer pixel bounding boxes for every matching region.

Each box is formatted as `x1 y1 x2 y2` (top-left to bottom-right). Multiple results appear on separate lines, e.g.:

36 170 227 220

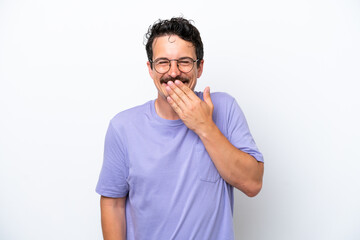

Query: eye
156 60 170 65
178 59 192 65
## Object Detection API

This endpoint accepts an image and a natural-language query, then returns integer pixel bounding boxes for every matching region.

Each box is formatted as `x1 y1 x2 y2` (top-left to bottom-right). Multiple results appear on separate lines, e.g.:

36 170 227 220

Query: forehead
152 35 196 59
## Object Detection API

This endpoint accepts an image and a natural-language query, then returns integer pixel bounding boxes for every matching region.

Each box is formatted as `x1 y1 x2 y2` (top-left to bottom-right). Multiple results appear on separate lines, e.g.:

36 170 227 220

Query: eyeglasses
150 57 199 74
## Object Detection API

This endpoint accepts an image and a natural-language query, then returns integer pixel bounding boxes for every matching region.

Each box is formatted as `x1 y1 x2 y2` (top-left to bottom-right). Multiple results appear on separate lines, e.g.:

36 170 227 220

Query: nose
168 60 181 78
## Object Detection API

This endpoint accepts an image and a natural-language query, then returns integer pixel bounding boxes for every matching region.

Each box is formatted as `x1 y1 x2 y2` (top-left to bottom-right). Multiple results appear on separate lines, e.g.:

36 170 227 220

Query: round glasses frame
150 57 199 74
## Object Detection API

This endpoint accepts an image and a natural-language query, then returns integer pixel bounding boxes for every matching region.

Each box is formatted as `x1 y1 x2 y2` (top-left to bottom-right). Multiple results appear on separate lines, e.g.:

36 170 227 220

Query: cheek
190 72 198 80
153 74 162 82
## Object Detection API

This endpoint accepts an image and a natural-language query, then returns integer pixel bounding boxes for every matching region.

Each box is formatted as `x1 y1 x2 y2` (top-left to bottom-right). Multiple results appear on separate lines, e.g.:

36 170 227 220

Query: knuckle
189 105 196 111
183 110 190 118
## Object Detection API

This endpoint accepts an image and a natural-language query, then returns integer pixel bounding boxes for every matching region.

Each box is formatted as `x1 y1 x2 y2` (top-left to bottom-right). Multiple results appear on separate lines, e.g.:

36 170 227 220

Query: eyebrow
154 56 194 61
153 57 169 61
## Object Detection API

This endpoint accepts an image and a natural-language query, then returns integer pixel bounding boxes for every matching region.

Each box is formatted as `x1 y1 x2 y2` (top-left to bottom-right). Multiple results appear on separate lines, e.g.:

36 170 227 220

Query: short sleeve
228 98 264 163
96 121 129 197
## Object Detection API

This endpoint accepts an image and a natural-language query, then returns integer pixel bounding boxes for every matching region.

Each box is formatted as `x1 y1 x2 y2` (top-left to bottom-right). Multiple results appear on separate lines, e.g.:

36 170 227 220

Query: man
96 17 264 240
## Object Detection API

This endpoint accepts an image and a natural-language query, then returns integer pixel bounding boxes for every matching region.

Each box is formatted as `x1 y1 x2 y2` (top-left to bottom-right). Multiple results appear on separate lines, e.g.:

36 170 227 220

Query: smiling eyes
151 57 199 74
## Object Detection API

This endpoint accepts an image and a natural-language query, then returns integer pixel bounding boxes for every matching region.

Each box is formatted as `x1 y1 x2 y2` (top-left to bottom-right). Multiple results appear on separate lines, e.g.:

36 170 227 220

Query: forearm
100 196 126 240
197 123 264 197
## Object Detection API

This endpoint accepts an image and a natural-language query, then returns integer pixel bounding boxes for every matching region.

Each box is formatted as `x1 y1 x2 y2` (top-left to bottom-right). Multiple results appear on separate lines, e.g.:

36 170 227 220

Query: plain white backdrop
1 0 359 239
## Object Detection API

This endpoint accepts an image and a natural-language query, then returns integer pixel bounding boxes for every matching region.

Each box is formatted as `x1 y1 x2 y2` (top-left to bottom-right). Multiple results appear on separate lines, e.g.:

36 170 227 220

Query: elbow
231 161 264 197
243 162 264 197
245 182 262 197
235 180 263 197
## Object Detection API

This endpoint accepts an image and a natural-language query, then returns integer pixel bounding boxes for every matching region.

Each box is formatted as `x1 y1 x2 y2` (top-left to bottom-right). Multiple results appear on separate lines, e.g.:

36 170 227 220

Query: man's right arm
100 196 126 240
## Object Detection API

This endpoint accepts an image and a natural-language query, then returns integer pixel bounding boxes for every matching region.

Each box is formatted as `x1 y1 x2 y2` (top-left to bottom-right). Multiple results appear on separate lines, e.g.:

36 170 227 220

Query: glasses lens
178 58 194 73
154 59 170 73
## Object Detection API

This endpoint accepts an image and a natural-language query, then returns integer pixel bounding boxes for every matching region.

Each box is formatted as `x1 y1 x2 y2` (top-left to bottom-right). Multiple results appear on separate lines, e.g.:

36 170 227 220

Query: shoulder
210 92 235 104
197 91 237 112
196 91 235 103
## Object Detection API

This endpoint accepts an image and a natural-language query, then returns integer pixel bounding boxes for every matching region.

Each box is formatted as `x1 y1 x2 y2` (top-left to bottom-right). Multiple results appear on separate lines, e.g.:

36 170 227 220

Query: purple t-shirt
96 91 263 240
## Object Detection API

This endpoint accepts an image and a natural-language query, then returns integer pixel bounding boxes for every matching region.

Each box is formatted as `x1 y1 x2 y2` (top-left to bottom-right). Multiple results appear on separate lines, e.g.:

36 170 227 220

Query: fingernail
175 80 181 85
168 81 173 85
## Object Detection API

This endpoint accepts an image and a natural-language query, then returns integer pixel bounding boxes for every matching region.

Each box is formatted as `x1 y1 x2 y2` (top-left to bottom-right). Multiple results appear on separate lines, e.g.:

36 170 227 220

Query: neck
155 94 180 120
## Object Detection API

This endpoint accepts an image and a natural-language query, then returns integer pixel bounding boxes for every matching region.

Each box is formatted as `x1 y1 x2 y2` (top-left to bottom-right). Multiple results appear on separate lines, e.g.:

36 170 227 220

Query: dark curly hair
145 17 204 68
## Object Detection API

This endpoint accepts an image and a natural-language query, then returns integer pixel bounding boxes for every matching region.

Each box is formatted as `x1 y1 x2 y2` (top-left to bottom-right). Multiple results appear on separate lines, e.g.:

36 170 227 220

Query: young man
96 17 264 240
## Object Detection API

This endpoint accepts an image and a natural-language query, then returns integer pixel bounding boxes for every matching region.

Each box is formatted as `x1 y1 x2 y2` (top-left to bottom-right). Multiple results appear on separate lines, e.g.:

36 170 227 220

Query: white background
1 0 359 239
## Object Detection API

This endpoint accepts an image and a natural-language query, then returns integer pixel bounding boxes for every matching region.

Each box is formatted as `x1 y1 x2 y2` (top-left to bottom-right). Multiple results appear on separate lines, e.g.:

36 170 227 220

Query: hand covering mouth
160 77 190 84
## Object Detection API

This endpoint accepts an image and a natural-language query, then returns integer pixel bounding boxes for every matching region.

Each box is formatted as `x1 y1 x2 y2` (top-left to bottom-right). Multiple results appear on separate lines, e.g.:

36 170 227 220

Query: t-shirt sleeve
228 98 264 163
96 121 129 198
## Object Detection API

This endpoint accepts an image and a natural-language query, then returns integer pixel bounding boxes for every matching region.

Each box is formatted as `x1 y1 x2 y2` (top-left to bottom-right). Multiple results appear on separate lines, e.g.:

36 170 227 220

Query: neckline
150 99 184 126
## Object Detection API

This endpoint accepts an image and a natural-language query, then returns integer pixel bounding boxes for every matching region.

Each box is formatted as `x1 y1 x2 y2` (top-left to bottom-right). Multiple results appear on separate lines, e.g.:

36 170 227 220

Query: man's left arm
165 80 264 197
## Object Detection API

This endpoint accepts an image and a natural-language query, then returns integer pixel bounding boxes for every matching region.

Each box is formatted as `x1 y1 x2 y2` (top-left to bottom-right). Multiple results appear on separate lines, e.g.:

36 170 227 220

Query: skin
100 34 264 239
100 196 126 240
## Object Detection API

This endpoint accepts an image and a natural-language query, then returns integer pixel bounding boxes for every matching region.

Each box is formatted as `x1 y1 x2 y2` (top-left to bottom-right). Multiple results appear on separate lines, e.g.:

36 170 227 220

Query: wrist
195 121 219 140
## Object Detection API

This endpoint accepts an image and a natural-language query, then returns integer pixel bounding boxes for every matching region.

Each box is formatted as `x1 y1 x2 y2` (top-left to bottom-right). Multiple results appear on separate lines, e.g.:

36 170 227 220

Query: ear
147 61 154 79
196 59 204 78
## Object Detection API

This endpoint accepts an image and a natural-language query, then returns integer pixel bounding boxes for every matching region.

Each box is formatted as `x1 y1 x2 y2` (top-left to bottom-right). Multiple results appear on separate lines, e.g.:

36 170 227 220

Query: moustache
160 76 190 84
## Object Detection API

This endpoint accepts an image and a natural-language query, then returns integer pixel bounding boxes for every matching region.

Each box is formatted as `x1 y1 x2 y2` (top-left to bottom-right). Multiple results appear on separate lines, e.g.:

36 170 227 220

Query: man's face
147 35 204 99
